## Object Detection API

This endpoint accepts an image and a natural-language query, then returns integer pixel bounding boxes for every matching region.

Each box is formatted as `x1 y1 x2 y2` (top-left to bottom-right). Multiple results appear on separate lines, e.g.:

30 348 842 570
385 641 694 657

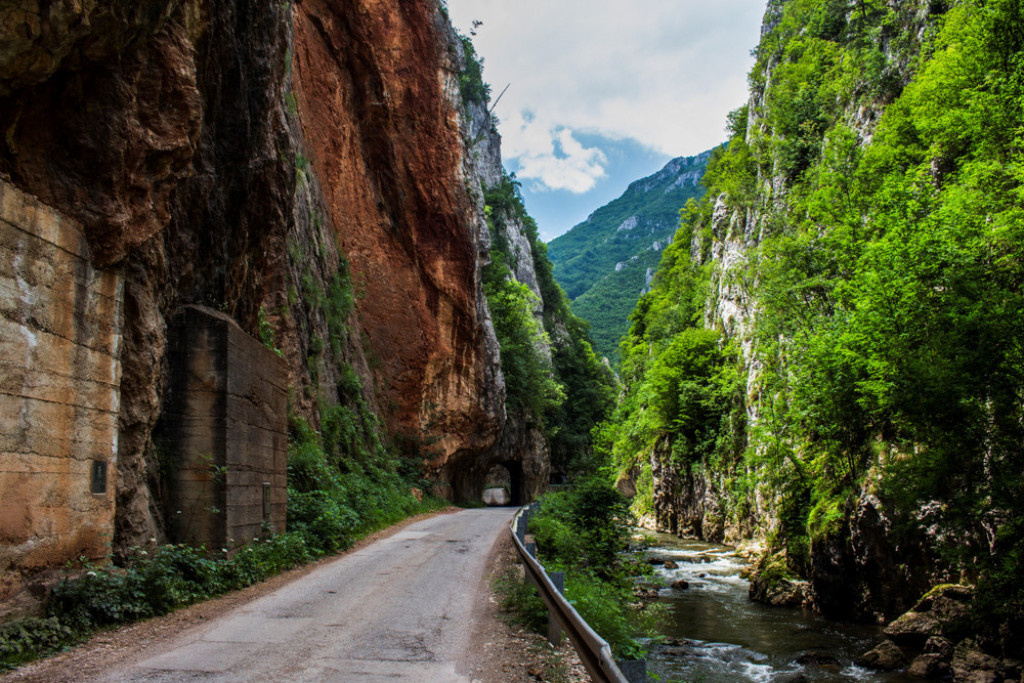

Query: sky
444 0 766 241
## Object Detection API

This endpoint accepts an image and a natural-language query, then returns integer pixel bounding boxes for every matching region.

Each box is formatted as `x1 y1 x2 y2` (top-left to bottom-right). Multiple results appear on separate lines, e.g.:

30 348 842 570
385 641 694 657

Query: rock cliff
632 0 987 624
0 0 552 615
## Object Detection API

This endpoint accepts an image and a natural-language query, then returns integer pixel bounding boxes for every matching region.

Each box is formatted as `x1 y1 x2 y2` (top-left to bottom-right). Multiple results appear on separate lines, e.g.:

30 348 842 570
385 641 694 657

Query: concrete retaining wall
0 181 123 617
161 306 288 550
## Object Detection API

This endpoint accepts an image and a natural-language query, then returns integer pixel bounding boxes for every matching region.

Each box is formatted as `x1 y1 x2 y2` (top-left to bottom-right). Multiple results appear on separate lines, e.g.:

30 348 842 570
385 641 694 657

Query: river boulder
795 653 842 672
885 610 942 647
885 584 974 646
951 640 1003 683
906 653 950 679
855 640 908 670
749 574 807 608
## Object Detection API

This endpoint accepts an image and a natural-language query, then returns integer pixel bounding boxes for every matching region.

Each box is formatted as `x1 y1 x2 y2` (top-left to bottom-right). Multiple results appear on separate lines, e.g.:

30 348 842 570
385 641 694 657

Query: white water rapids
641 533 911 682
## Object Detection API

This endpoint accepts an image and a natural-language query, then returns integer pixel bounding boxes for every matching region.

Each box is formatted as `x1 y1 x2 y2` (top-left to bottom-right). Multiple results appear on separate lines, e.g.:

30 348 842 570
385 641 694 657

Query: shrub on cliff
458 36 490 107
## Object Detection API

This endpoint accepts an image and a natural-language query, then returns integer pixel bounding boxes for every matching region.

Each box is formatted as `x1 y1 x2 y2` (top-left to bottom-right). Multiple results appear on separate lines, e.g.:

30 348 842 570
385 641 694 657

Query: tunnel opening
481 461 524 507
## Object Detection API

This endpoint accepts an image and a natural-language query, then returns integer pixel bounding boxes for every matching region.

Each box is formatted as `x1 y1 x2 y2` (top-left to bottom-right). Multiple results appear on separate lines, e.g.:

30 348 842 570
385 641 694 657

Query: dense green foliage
569 249 662 363
286 392 441 554
606 0 1024 642
483 173 617 477
458 36 490 108
751 0 1024 628
547 155 711 362
599 206 748 527
527 479 663 658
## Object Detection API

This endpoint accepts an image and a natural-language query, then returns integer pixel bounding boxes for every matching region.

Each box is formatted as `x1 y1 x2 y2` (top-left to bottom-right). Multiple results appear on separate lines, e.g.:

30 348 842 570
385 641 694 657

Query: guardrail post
525 541 537 558
616 658 646 683
547 571 565 647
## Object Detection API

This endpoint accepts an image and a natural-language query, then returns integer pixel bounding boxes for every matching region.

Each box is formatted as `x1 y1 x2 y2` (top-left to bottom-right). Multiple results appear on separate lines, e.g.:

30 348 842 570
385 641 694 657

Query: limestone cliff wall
647 0 949 621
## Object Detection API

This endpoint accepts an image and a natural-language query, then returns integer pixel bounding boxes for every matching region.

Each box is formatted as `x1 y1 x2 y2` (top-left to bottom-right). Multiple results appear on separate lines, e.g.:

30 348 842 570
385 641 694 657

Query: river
641 532 911 682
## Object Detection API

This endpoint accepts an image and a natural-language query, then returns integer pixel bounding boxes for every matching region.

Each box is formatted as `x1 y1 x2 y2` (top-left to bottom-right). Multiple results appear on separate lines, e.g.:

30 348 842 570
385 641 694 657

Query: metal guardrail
509 504 633 683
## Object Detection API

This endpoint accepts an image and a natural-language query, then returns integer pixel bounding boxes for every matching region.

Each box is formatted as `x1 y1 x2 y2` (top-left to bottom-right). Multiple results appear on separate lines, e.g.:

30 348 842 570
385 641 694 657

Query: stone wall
0 180 123 618
160 306 288 550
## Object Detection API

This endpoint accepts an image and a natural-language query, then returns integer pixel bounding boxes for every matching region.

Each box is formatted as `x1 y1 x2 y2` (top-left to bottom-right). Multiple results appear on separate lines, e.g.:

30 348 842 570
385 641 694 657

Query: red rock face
293 0 502 465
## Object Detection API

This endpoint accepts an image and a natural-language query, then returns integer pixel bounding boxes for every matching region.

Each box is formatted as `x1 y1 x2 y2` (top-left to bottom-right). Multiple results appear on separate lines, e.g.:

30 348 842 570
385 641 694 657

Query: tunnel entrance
481 462 524 507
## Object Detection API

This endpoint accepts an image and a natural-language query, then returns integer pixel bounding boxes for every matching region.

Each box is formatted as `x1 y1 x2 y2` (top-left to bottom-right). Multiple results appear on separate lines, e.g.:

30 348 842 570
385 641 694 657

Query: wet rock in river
795 653 842 672
951 639 1002 683
664 560 679 569
923 636 954 659
672 579 690 590
885 609 942 646
906 653 951 679
855 639 909 670
749 576 807 608
885 584 973 646
634 585 660 600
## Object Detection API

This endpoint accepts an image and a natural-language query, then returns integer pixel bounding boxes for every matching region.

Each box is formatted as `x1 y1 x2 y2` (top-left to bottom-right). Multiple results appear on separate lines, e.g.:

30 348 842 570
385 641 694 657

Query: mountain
547 152 712 361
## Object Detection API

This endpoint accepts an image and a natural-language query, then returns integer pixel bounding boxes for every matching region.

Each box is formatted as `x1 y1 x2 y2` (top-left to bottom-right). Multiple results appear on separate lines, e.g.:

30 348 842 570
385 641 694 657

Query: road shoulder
466 531 588 683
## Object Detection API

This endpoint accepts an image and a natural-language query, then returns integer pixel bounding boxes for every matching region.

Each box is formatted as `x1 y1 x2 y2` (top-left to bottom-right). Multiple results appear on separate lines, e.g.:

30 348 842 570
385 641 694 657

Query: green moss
807 490 850 540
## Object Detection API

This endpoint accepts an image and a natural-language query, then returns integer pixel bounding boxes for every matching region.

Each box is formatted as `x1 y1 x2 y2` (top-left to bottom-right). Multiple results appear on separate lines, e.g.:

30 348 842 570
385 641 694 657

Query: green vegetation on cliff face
483 174 618 478
607 0 1024 644
547 154 711 361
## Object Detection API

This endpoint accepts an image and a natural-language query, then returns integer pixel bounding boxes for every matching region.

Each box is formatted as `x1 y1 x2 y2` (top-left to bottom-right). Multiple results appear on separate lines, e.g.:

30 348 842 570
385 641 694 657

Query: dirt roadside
470 532 588 683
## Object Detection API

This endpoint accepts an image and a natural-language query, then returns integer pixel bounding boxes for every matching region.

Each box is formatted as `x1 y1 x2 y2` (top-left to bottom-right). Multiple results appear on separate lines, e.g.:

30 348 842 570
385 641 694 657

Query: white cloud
503 113 607 193
446 0 765 191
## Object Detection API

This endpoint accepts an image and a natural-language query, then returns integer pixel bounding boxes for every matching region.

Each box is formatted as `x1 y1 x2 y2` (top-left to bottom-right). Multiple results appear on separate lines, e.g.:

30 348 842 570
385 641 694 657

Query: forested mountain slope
604 0 1023 664
547 153 710 361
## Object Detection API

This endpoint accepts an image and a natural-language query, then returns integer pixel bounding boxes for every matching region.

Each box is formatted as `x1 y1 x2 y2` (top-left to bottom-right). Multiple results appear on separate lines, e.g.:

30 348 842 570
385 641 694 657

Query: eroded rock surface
292 0 503 472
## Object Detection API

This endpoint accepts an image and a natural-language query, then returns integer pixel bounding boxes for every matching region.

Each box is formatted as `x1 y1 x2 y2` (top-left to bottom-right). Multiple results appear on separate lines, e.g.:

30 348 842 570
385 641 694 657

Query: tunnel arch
449 456 527 507
480 461 523 507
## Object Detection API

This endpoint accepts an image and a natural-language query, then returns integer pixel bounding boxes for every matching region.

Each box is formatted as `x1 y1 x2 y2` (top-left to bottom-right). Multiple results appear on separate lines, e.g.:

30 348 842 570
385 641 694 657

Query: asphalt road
94 508 514 682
